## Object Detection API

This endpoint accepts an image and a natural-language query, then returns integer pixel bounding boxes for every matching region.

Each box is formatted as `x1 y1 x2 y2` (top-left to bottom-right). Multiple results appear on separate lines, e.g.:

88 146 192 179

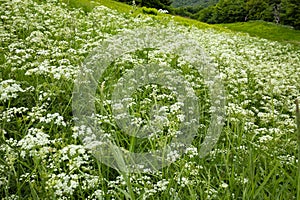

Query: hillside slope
216 21 300 46
63 0 300 46
1 0 300 199
171 0 219 7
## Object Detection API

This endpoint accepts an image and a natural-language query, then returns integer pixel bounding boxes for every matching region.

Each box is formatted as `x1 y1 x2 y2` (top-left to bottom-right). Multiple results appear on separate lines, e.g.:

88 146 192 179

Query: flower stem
295 99 300 198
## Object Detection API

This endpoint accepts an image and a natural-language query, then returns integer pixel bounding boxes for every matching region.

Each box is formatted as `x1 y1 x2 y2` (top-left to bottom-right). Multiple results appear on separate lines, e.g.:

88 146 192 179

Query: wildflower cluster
0 0 299 199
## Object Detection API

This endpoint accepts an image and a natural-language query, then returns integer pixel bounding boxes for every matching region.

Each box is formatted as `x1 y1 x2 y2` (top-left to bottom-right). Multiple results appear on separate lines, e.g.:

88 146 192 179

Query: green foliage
211 0 247 23
116 0 172 10
196 6 215 23
194 0 300 29
281 0 300 29
139 0 161 9
160 0 172 6
142 6 158 15
245 0 270 20
172 5 204 19
171 0 219 8
170 0 217 18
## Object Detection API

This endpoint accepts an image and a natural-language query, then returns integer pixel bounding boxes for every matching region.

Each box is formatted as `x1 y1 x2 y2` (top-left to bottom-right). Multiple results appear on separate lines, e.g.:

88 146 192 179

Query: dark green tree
116 0 172 10
160 0 172 6
245 0 269 21
171 0 219 8
281 0 300 29
198 0 247 23
197 6 216 23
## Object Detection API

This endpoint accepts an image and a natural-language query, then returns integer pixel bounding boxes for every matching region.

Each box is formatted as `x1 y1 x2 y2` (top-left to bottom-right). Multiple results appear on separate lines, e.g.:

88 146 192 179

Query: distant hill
171 0 219 8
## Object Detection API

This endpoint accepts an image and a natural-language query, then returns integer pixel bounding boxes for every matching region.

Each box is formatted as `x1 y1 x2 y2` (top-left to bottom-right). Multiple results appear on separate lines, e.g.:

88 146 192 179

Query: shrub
142 7 158 15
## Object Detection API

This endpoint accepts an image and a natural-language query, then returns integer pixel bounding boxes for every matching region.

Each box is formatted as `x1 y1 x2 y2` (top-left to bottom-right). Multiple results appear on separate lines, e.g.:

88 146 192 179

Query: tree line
116 0 300 30
117 0 172 10
171 0 219 8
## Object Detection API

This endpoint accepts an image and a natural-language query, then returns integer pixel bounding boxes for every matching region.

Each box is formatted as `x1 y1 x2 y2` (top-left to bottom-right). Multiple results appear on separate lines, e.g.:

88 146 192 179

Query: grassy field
62 0 300 46
216 20 300 46
1 0 300 199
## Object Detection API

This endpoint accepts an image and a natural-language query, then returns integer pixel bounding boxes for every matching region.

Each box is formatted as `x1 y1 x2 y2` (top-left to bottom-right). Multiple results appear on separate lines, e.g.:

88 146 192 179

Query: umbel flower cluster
0 0 300 199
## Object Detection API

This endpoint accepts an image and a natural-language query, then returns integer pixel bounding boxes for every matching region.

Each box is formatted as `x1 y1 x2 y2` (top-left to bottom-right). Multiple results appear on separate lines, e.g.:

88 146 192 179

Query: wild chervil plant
1 0 300 199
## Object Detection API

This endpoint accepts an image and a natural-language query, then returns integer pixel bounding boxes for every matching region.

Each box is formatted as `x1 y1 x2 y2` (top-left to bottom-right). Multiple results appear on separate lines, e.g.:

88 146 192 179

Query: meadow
1 0 300 199
216 20 300 46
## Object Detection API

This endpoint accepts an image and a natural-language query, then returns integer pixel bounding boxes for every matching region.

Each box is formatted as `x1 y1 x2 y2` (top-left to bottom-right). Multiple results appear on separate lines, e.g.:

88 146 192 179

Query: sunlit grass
63 0 300 47
216 20 300 46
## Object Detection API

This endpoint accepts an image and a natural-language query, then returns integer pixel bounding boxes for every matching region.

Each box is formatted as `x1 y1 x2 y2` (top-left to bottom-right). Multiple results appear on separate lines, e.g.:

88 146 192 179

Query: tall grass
0 0 299 199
